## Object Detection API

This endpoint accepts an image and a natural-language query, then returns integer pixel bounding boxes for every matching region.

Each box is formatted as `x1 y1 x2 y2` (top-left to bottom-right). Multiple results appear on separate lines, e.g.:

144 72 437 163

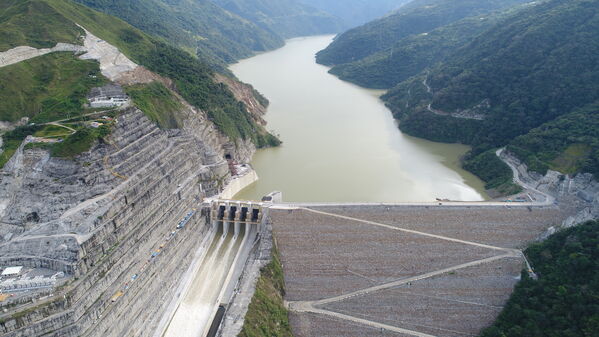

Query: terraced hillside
0 0 275 335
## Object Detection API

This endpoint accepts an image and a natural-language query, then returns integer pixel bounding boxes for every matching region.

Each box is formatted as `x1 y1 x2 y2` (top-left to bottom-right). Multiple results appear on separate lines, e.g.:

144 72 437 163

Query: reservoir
232 36 488 202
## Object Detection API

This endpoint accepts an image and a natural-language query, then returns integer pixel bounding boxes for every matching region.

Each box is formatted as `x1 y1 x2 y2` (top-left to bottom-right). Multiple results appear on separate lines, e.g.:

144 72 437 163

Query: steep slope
72 0 283 66
316 0 529 66
0 0 277 147
327 3 531 89
382 0 599 186
508 103 599 179
213 0 343 38
298 0 410 28
482 220 599 337
0 0 271 336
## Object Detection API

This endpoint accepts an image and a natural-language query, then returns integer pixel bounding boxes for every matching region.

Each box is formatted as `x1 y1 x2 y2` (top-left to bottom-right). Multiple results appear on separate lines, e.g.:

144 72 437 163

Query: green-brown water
232 35 488 202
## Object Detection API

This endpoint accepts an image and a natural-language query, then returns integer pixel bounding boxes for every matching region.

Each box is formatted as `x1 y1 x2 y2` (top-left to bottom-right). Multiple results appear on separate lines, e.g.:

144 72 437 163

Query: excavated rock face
0 103 256 336
0 23 267 336
503 151 599 235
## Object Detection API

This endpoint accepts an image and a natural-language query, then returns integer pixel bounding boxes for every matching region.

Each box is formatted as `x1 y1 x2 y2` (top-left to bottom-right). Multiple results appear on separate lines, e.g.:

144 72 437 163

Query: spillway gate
210 200 264 238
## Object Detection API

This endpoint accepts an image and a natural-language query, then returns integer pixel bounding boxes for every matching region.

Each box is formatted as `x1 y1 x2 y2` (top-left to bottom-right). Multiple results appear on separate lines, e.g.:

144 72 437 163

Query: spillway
162 222 250 337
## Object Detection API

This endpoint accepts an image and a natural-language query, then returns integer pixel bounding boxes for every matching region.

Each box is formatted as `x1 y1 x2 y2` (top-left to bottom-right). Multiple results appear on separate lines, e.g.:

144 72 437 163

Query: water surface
232 36 487 202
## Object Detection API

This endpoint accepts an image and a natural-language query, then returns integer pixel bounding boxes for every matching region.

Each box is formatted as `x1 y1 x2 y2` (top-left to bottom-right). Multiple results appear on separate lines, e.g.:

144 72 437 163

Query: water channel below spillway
163 225 246 337
232 35 488 202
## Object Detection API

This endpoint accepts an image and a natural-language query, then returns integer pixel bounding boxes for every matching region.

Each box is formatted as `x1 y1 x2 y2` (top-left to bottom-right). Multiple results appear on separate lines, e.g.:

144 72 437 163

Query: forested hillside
315 0 528 66
212 0 342 38
383 0 599 180
327 4 530 89
0 0 278 164
508 104 599 179
298 0 410 28
72 0 283 67
481 220 599 337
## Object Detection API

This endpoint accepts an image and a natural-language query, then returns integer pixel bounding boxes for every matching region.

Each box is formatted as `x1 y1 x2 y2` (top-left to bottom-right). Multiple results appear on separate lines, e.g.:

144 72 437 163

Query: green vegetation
0 0 84 51
0 52 106 123
239 245 292 337
463 149 521 195
126 82 182 129
481 220 599 337
34 124 73 138
142 41 280 147
375 0 599 185
214 0 342 39
72 0 283 67
300 0 412 28
508 104 599 178
316 0 528 66
328 6 526 89
0 125 41 168
47 0 278 144
51 124 111 158
0 0 279 153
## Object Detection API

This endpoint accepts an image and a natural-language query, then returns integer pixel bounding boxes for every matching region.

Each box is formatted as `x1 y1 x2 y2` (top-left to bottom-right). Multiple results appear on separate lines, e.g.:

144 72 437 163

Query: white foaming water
163 225 245 337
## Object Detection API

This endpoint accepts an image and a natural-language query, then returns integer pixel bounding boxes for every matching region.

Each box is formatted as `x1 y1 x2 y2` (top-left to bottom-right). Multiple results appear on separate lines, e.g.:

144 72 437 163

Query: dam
158 201 265 337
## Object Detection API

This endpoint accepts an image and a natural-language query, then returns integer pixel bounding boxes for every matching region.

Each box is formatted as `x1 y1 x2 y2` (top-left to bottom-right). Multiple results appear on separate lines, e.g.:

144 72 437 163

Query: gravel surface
290 312 413 337
271 209 499 302
324 257 523 336
314 205 567 249
270 205 564 336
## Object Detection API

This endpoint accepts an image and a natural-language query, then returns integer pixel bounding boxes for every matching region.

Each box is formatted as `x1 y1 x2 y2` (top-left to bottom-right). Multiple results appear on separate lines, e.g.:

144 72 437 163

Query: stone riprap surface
290 312 414 337
317 204 569 249
270 205 569 337
323 258 523 337
271 209 501 302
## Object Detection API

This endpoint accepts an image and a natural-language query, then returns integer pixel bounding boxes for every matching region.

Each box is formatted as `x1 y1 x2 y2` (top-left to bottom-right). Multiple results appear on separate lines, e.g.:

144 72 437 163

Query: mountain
315 0 529 66
482 220 599 337
508 103 599 179
212 0 343 38
383 0 599 185
0 0 277 150
72 0 283 67
298 0 411 28
327 3 531 89
0 1 279 335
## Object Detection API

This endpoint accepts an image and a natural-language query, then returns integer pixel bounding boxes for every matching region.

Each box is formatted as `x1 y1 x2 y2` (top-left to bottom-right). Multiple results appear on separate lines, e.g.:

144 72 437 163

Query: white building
1 266 23 277
88 84 128 108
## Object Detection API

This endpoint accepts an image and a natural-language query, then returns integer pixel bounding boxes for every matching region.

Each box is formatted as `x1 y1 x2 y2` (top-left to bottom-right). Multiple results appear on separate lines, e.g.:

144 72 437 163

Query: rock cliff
0 44 265 336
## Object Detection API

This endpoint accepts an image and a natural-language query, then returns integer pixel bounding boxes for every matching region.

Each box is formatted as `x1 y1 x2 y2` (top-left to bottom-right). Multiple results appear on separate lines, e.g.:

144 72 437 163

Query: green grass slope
239 245 292 337
315 0 528 66
72 0 283 66
0 0 83 51
214 0 343 39
481 220 599 337
0 52 106 123
126 82 183 130
508 103 599 178
1 0 277 147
